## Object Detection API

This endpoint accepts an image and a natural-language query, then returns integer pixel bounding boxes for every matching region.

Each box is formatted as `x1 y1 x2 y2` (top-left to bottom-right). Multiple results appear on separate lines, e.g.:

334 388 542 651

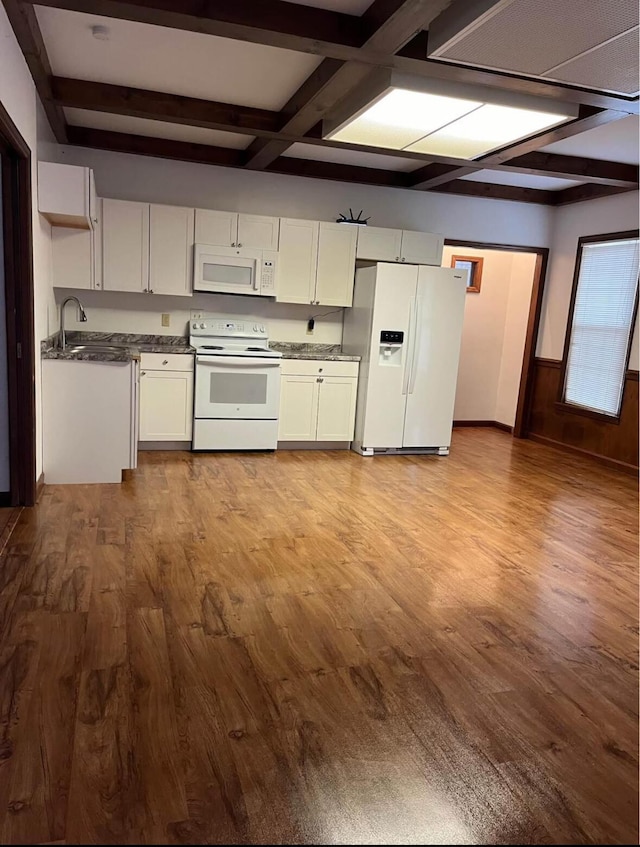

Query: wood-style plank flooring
0 429 637 845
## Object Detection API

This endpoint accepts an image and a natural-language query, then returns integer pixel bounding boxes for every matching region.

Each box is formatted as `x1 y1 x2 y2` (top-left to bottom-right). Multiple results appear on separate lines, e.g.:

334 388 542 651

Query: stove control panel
190 314 268 337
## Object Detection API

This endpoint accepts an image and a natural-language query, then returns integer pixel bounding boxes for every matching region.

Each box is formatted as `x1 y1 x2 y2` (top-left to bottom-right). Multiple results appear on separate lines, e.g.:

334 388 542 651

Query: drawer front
140 352 194 372
280 358 359 378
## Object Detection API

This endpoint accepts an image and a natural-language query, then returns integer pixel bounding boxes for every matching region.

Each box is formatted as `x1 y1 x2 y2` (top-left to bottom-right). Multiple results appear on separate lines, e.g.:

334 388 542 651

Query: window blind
564 236 639 417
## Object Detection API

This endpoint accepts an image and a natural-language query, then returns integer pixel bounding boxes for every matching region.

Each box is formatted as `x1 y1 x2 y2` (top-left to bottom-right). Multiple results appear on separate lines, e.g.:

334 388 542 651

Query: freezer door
361 263 418 448
402 266 467 449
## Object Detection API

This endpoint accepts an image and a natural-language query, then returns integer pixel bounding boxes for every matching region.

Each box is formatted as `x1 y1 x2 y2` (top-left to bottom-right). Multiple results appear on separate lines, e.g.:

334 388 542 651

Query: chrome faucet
59 296 87 349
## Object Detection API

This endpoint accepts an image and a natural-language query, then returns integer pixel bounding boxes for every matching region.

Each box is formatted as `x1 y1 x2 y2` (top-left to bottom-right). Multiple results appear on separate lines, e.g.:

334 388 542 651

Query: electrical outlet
161 313 170 328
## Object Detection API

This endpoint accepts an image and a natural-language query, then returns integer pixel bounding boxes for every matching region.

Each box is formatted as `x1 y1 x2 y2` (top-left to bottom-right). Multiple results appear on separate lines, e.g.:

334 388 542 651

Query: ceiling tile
283 143 424 171
460 170 583 189
35 5 321 110
287 0 373 12
64 108 254 149
540 115 640 164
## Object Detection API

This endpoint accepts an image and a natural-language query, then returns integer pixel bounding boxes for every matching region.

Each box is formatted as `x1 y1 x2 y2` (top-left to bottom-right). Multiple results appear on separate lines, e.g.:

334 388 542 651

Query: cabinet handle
162 359 168 365
141 371 146 376
401 257 406 262
231 242 236 247
237 243 242 248
149 288 154 294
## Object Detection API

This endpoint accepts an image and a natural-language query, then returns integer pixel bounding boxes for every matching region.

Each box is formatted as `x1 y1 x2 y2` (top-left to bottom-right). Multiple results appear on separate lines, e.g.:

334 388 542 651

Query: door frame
0 100 36 505
444 239 549 439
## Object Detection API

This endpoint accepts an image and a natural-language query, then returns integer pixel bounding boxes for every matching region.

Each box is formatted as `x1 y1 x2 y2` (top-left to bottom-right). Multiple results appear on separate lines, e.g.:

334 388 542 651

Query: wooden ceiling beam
551 183 638 206
245 0 451 169
53 78 639 188
66 124 564 203
2 0 67 141
32 0 639 114
410 108 632 189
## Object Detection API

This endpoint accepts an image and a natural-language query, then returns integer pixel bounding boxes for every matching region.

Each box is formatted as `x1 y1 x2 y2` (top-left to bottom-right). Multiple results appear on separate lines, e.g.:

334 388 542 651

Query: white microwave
193 244 277 298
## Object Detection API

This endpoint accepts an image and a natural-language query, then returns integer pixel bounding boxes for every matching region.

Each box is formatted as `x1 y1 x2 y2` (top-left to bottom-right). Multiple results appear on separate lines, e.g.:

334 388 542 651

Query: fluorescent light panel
326 87 575 159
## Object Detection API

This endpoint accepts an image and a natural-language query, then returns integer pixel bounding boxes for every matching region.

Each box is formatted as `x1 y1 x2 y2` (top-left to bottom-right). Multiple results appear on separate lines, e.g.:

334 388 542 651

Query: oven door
194 244 263 296
195 356 281 419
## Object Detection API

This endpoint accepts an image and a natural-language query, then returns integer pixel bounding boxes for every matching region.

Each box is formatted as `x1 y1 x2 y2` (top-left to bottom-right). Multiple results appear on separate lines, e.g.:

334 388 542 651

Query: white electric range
190 314 282 451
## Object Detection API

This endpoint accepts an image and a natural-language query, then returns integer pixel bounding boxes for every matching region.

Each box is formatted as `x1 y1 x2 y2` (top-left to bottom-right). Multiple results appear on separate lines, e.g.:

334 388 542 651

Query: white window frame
560 230 639 421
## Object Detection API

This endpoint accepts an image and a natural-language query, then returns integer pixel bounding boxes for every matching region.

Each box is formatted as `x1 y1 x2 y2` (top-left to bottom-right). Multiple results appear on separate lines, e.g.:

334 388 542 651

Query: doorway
0 99 36 506
444 240 549 439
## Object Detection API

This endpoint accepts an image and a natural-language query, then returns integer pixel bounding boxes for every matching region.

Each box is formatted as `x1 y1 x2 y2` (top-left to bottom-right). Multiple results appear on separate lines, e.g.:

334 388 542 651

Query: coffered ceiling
2 0 638 205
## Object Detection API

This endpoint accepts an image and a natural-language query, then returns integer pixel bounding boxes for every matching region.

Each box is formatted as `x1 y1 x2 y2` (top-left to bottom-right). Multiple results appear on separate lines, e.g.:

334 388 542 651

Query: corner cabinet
276 220 357 307
356 226 443 266
278 359 359 443
38 161 97 230
139 354 194 442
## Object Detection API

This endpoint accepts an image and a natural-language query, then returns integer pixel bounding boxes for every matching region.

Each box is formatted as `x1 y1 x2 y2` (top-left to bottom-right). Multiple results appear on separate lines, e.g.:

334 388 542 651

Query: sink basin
63 344 128 355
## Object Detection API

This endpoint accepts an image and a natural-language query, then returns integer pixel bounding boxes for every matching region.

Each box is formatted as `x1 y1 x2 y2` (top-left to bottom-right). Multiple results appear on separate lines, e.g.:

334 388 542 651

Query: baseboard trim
35 473 45 503
528 433 639 476
453 420 513 434
138 441 192 451
277 441 351 450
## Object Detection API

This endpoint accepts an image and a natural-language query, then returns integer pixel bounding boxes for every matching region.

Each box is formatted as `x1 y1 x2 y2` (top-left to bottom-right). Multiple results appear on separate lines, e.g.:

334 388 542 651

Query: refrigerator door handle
402 298 415 395
408 295 424 394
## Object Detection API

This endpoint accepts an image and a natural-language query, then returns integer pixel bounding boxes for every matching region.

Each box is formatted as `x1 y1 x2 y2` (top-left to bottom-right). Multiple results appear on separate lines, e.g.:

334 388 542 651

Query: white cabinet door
400 230 444 266
276 218 319 305
149 204 194 296
356 226 403 262
315 222 357 307
316 377 357 441
278 375 319 440
194 209 237 246
139 370 194 441
237 214 279 250
102 199 149 292
38 161 95 229
51 227 94 290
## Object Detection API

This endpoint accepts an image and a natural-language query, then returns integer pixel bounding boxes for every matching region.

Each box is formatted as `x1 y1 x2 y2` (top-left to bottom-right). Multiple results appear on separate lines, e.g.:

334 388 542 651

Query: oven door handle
196 356 281 367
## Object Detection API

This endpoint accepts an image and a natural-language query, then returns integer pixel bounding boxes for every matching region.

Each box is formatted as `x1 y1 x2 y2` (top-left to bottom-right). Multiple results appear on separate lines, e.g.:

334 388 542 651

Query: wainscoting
528 358 639 472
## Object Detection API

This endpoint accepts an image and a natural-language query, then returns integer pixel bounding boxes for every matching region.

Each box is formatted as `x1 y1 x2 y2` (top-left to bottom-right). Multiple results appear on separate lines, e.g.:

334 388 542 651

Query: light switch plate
161 313 170 327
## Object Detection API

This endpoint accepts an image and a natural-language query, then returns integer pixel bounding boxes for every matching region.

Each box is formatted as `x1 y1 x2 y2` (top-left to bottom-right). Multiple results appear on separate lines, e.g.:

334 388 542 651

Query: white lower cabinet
278 359 359 442
139 354 194 442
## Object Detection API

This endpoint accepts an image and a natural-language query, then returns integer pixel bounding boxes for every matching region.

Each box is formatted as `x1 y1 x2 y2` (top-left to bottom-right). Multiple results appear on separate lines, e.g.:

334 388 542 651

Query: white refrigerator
342 262 467 455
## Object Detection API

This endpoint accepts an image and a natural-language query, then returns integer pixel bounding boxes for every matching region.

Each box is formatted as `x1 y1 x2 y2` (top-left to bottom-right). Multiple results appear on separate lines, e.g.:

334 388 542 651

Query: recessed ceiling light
324 74 578 159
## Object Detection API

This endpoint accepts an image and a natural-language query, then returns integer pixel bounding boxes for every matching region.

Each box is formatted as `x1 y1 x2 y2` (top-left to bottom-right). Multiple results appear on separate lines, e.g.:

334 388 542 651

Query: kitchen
39 160 467 483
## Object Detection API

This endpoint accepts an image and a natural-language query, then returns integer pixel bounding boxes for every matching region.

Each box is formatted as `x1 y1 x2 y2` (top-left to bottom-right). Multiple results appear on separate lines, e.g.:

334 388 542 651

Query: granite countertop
269 342 360 362
41 331 194 362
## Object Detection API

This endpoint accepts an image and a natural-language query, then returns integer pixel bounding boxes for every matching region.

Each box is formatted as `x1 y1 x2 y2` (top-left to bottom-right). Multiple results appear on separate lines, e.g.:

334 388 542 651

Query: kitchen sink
63 344 128 354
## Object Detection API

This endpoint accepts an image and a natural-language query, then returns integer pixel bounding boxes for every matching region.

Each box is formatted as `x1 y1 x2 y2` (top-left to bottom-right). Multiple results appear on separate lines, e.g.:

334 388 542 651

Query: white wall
495 252 537 426
54 288 344 344
444 246 536 426
0 4 55 482
538 190 640 367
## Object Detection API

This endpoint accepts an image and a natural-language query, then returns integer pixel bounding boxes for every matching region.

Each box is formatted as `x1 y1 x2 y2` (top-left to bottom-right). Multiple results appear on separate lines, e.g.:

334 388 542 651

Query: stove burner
201 345 224 350
247 346 268 352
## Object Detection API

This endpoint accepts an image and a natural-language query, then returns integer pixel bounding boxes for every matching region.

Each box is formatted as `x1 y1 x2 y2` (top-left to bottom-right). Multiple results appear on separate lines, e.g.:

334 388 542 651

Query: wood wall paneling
528 358 639 472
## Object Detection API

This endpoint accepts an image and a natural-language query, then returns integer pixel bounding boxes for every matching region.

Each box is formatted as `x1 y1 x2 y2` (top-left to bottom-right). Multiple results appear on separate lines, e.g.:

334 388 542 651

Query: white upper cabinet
400 230 444 266
356 226 403 262
195 209 279 250
149 204 194 296
237 214 279 251
51 227 94 290
194 209 237 247
356 225 443 265
38 161 97 230
276 218 319 305
102 199 150 293
315 222 358 307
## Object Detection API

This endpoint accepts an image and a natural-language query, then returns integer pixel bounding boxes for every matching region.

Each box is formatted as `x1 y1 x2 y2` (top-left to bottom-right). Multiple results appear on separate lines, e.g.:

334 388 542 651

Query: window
451 255 483 293
561 231 639 419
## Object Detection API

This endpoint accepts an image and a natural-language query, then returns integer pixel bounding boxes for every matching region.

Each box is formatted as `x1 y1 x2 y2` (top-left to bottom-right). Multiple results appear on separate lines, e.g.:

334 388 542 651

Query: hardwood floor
0 429 637 845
